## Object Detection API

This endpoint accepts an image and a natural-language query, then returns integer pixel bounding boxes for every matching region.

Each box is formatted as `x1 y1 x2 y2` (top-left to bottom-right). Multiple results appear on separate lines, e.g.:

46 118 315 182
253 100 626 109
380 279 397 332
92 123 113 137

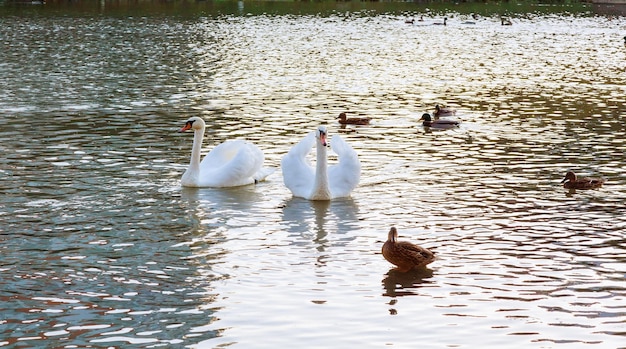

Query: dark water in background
1 2 625 348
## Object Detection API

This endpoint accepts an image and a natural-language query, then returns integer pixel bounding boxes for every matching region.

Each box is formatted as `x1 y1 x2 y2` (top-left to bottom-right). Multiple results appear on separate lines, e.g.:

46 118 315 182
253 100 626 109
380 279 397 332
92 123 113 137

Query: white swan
281 125 360 200
179 116 273 187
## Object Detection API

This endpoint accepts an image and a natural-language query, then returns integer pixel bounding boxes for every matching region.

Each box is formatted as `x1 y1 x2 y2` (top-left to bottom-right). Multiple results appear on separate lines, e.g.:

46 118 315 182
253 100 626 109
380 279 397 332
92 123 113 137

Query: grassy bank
0 0 595 18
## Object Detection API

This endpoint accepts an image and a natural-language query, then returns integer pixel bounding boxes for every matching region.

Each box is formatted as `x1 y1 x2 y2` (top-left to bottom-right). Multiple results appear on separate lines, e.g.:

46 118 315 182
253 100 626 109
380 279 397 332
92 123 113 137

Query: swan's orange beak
319 131 327 146
179 121 193 132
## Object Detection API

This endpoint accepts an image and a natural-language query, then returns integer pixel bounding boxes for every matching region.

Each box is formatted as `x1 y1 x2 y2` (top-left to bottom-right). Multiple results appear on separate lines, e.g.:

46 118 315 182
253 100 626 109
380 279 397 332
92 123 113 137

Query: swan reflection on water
180 185 262 207
180 185 264 233
281 197 359 250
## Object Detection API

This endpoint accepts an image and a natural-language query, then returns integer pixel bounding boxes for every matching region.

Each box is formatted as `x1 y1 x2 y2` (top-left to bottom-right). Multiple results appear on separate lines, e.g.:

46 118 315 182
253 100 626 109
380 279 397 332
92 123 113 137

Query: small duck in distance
405 17 415 24
382 227 435 272
433 17 448 26
501 17 512 26
462 13 479 24
434 104 456 117
561 171 605 190
420 113 460 128
337 112 371 125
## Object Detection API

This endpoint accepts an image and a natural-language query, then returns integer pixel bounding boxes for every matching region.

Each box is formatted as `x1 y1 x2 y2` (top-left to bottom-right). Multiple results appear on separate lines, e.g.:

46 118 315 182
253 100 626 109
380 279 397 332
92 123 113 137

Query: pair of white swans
179 116 360 200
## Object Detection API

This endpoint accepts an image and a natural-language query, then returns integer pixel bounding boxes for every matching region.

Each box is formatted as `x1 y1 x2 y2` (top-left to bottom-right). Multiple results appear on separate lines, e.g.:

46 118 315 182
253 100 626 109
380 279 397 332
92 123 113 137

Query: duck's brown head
388 227 399 243
561 171 577 183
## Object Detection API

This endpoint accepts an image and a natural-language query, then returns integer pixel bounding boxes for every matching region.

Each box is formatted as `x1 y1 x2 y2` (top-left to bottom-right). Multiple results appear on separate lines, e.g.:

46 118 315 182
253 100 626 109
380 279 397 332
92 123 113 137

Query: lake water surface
1 2 625 348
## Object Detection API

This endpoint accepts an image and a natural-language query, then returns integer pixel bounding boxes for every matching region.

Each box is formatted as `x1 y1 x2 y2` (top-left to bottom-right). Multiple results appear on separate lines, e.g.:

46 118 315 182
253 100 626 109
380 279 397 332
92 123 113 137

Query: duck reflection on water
383 267 435 315
382 267 435 298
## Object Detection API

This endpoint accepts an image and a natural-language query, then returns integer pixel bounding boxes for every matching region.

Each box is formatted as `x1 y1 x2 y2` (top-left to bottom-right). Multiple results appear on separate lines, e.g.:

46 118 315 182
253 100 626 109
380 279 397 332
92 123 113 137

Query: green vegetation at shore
0 0 595 18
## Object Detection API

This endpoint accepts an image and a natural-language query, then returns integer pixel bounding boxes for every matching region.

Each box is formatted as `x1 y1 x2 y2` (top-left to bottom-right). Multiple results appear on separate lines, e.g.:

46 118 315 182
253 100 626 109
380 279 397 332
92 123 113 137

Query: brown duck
561 171 605 190
337 112 371 125
434 104 456 117
382 227 435 272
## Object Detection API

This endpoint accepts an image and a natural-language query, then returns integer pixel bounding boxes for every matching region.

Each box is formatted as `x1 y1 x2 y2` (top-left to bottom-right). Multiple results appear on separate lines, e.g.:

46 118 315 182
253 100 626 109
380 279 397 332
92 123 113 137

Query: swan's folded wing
245 142 266 177
281 132 315 198
328 135 361 197
199 140 262 187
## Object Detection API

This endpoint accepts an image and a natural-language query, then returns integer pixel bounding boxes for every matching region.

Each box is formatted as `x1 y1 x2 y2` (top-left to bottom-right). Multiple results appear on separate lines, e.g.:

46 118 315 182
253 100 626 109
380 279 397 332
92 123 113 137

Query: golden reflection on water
187 13 625 348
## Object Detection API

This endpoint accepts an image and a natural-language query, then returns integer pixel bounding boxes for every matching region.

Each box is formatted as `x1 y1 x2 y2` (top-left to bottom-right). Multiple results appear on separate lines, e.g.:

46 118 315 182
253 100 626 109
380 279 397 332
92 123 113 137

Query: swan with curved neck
179 116 272 187
281 125 360 200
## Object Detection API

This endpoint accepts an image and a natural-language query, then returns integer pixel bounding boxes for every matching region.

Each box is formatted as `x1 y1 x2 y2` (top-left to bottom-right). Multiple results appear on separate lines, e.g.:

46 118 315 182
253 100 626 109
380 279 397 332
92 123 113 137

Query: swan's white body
179 117 273 188
281 126 360 200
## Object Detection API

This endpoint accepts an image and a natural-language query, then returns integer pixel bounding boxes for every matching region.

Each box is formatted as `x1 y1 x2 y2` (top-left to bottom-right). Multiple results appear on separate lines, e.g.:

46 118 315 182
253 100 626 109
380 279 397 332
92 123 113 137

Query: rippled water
1 4 625 348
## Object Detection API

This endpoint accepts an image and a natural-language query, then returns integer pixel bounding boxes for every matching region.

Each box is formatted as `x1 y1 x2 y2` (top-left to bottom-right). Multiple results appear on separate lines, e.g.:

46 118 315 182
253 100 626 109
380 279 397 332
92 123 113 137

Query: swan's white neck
181 125 204 186
309 137 331 200
189 126 204 168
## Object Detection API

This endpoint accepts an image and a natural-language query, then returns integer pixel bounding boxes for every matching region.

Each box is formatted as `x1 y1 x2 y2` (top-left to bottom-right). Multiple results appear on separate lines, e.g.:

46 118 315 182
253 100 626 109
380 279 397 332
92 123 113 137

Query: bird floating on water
337 112 371 125
281 125 360 200
382 227 435 272
178 116 273 187
501 17 512 26
433 17 448 26
561 171 605 190
462 13 479 25
420 113 460 128
434 104 456 117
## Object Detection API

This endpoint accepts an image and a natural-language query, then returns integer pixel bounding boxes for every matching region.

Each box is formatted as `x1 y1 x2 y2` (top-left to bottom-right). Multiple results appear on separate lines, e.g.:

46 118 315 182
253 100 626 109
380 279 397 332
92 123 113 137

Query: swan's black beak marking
179 120 194 132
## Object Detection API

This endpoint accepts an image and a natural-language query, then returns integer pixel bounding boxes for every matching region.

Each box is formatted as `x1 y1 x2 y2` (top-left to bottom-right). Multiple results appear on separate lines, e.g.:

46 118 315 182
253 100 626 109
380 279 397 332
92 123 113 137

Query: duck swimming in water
337 112 371 125
561 171 605 190
382 227 435 272
433 17 448 26
434 104 456 117
419 113 460 128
